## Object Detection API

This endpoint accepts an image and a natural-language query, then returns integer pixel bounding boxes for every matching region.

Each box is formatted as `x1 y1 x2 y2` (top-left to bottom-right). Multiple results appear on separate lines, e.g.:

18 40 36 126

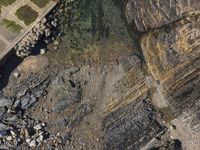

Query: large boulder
18 55 49 73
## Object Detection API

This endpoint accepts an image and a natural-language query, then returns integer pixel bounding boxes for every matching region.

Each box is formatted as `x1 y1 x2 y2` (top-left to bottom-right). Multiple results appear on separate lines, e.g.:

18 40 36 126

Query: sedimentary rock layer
125 0 200 32
103 97 165 150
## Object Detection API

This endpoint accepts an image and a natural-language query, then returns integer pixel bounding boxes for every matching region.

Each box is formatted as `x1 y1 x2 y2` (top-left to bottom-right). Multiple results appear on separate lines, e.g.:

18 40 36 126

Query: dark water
0 53 22 90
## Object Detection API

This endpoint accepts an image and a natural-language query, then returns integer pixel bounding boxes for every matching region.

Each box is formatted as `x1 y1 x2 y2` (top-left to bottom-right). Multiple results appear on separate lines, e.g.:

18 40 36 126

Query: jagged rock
33 124 43 131
52 80 82 112
68 103 93 128
0 123 9 130
0 97 13 107
21 96 37 110
16 89 28 99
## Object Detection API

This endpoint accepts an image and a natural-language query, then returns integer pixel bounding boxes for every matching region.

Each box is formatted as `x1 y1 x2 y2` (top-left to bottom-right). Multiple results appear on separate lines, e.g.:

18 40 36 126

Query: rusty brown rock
18 55 49 73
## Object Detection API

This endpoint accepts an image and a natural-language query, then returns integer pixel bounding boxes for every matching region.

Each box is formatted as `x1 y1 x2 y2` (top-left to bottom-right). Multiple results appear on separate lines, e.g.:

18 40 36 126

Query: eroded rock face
101 53 165 149
107 0 200 149
103 97 165 150
125 0 200 32
140 8 200 132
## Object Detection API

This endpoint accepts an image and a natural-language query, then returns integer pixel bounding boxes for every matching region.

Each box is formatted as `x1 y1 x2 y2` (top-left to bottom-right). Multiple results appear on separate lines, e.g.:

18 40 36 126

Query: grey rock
10 129 19 137
29 139 38 147
21 97 30 109
13 99 21 108
33 124 43 131
6 115 19 123
0 145 9 150
21 96 37 109
0 107 6 118
52 96 80 113
0 123 9 130
32 89 44 98
52 80 82 112
69 103 93 128
0 130 8 137
16 88 28 98
0 97 12 107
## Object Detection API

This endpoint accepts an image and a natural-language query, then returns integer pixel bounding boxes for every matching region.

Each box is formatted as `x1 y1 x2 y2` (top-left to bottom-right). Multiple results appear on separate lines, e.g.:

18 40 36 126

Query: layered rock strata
103 0 200 149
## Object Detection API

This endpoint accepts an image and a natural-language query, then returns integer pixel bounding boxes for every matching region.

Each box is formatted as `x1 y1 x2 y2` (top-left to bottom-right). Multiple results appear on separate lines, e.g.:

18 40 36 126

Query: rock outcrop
124 0 200 32
139 2 200 132
103 0 200 149
103 97 165 150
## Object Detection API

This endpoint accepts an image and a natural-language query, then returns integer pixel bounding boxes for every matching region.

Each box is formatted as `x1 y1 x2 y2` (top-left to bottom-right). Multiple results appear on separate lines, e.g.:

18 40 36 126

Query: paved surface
0 0 59 63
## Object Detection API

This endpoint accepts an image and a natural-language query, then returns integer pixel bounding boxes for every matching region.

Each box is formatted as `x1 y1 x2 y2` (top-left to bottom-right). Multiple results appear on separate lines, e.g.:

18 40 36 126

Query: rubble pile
0 76 50 148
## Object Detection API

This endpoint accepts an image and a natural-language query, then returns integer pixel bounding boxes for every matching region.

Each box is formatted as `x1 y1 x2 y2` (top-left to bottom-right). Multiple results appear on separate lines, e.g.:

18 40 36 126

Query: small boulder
40 49 46 55
13 72 20 78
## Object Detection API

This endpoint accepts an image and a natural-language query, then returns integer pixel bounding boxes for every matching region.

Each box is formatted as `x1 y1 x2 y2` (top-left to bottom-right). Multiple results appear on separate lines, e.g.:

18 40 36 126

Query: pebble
37 134 44 142
29 140 38 147
6 136 13 141
24 128 30 137
41 123 46 127
53 40 59 46
26 138 31 143
170 125 176 130
13 72 20 78
40 49 46 55
10 130 18 137
34 124 42 131
54 46 58 50
0 123 9 130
